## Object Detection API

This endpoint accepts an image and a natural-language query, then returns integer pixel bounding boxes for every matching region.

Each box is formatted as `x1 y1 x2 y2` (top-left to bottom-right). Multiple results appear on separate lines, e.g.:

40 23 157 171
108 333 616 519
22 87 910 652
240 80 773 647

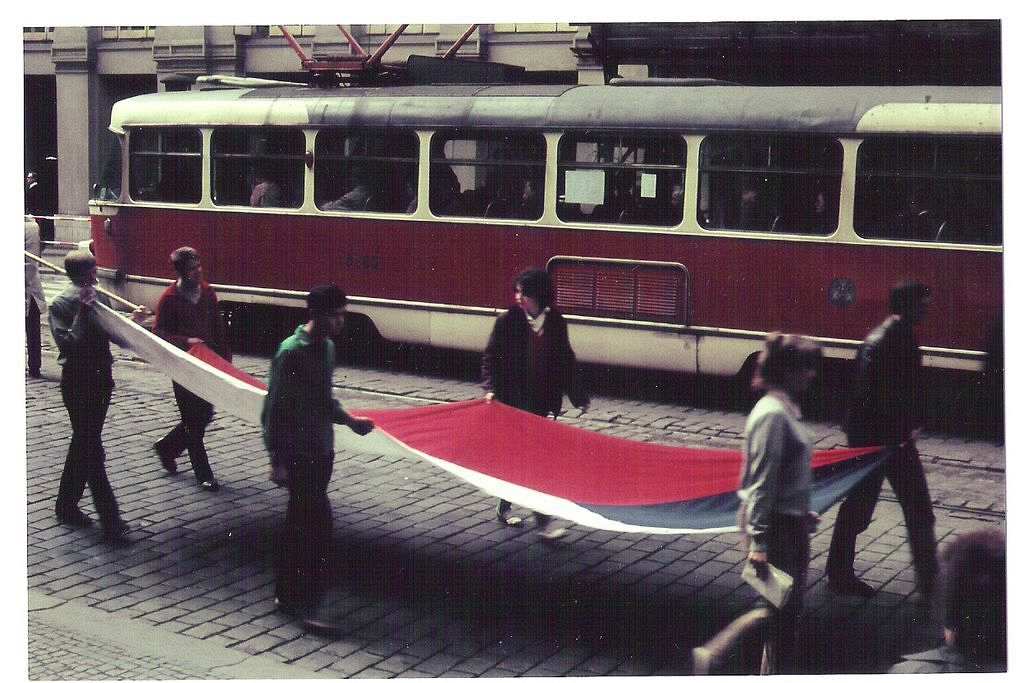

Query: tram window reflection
211 127 304 209
315 129 418 214
698 134 841 235
128 127 202 204
854 137 1002 245
429 131 545 220
556 133 685 227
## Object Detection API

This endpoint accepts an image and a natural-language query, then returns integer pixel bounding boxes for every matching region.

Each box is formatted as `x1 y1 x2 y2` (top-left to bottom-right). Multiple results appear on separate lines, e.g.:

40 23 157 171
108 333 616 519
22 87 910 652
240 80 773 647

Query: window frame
127 126 203 205
853 134 1002 246
556 130 687 228
313 128 420 215
428 129 547 220
697 132 843 236
210 126 307 209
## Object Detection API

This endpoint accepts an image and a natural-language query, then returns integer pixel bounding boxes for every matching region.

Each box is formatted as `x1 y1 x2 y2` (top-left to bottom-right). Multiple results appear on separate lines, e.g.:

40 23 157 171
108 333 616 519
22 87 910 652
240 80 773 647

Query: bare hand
747 551 770 580
348 417 374 436
269 464 289 487
484 392 495 402
130 306 150 324
79 286 96 308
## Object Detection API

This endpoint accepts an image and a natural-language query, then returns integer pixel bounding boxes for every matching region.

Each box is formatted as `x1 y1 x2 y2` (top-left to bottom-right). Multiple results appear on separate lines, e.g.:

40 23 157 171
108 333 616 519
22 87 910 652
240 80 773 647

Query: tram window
698 134 841 235
557 133 685 227
211 127 304 209
315 129 418 214
128 127 202 204
429 131 545 219
92 130 122 201
854 137 1002 245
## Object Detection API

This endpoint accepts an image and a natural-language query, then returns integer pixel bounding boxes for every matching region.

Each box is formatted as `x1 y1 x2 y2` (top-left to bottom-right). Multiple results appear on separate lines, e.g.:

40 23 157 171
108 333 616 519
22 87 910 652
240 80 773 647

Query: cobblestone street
24 292 1005 678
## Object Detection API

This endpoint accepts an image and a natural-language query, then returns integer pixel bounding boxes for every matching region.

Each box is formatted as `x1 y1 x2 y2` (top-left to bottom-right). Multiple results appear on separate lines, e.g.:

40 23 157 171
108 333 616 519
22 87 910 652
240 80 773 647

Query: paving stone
24 301 1007 678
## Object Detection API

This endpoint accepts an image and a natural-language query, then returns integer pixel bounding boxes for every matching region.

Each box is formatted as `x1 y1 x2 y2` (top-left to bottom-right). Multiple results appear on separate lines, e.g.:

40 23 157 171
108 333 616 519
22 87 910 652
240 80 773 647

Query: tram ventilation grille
550 259 688 324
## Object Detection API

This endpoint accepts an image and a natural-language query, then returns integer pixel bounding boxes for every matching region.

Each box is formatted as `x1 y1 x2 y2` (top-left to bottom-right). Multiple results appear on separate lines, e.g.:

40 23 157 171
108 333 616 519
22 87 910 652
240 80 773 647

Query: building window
492 23 576 33
366 24 440 35
211 127 305 209
698 134 842 235
128 127 202 204
315 129 419 214
430 131 545 219
23 27 54 42
557 133 685 227
854 136 1001 245
268 25 318 37
101 26 155 39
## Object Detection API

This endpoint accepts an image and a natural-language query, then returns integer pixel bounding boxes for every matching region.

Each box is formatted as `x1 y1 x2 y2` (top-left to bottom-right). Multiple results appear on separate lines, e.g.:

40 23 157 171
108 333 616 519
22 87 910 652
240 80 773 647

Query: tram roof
109 83 1002 135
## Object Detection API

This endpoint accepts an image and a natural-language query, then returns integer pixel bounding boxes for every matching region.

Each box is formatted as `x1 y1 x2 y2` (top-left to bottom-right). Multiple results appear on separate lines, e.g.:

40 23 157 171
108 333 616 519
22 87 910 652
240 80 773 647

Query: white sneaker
537 526 567 541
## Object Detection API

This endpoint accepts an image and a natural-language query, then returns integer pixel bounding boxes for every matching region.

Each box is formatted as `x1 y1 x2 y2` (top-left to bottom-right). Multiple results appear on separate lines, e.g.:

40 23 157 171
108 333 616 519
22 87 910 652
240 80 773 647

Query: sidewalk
25 323 1005 677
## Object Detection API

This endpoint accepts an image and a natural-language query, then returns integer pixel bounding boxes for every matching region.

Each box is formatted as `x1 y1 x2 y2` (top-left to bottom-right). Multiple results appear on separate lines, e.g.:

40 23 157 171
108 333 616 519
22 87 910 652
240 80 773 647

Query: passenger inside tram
250 168 284 208
321 168 373 211
518 178 542 219
894 186 945 241
430 164 461 215
737 177 773 230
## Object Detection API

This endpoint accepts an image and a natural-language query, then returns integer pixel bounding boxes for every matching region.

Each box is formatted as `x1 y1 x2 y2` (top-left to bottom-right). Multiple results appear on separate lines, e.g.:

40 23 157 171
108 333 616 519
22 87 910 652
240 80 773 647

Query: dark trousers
826 441 937 593
156 382 215 482
26 299 41 375
56 376 121 528
762 513 810 674
276 456 334 610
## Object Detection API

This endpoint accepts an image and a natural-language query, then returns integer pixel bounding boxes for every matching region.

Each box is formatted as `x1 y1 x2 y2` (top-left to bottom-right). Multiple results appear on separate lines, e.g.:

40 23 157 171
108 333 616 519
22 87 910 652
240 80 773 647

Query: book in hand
741 560 794 608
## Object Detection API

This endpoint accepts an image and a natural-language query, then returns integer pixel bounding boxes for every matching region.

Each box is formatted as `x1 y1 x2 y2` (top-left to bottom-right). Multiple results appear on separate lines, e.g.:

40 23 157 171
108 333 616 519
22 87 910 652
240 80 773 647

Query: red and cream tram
89 78 1001 378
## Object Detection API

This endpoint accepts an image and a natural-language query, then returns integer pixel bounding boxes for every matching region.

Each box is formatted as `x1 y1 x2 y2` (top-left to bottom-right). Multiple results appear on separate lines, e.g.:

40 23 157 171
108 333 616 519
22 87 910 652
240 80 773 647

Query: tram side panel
92 207 1000 382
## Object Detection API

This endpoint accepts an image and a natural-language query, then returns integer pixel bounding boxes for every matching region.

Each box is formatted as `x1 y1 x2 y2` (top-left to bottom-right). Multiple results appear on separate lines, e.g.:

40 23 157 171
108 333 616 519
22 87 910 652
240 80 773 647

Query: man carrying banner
49 250 142 544
826 281 938 599
262 284 375 633
153 247 229 491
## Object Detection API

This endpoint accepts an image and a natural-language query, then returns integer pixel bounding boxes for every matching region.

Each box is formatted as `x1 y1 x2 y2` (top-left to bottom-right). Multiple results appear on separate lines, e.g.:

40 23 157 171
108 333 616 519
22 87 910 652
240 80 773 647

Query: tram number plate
344 254 381 271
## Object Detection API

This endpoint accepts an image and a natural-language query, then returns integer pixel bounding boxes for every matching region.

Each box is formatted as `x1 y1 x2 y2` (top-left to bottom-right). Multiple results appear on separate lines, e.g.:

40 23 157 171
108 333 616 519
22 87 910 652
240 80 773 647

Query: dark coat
481 306 588 417
844 315 924 446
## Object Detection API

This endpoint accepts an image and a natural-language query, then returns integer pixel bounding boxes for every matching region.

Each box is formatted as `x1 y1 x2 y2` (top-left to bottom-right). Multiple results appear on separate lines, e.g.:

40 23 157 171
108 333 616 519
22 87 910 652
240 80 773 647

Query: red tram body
89 80 1002 377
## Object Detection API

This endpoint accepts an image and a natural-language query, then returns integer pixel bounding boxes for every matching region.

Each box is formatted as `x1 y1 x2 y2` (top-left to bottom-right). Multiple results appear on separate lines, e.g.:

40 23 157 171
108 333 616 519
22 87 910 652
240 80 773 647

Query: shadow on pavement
222 518 940 675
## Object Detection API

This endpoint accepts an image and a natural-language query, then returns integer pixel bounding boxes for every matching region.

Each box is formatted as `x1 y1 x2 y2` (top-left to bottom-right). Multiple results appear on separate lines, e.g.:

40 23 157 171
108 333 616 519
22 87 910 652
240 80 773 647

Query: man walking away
826 281 938 599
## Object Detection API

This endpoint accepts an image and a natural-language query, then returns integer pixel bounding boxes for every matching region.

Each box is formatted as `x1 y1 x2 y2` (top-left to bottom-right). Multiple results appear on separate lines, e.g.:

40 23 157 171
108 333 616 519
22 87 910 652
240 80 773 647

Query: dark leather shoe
274 597 308 618
154 443 178 474
302 608 347 638
828 577 875 598
102 521 133 546
56 508 94 528
199 479 220 492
